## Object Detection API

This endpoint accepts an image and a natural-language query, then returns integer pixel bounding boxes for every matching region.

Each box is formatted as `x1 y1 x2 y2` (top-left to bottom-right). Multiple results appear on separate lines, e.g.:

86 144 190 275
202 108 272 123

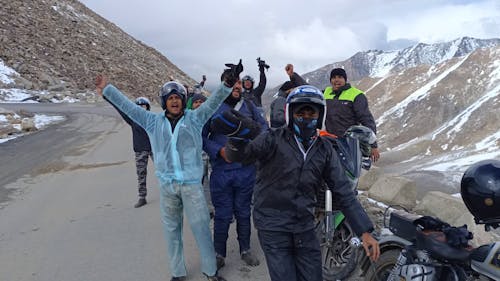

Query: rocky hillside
0 0 195 102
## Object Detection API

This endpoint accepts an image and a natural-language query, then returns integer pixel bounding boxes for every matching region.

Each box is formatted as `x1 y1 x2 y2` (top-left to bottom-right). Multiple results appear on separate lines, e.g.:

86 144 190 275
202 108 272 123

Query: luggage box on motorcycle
389 210 422 242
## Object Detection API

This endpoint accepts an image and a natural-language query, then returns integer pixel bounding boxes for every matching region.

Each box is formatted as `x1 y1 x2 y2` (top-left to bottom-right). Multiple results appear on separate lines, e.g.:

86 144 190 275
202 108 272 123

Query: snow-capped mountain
264 37 500 191
303 37 500 90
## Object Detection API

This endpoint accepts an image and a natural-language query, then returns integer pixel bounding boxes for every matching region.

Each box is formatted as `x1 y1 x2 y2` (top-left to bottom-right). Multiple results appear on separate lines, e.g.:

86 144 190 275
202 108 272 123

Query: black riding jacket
106 97 151 152
226 128 374 235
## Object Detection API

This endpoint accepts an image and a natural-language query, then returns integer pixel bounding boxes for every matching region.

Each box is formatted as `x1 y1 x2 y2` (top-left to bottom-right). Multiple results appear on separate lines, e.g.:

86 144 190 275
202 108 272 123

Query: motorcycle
360 207 500 280
315 125 376 281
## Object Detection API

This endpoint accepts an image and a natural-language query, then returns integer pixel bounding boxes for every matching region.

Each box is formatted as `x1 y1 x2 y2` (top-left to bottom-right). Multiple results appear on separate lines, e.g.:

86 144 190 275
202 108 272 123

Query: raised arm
95 75 155 132
192 60 244 125
103 96 133 126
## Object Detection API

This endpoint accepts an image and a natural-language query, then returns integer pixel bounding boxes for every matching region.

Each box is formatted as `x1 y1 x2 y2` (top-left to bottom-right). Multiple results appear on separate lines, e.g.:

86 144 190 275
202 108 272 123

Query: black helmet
460 159 500 226
285 85 325 129
135 96 151 110
159 81 187 110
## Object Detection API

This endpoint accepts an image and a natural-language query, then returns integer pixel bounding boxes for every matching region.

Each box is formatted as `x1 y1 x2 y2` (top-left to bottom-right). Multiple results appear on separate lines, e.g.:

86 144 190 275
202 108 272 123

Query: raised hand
222 59 243 88
285 64 294 77
95 75 108 96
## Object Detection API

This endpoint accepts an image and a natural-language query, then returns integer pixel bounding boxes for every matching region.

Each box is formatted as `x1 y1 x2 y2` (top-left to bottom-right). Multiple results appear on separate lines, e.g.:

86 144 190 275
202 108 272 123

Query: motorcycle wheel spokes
320 223 359 281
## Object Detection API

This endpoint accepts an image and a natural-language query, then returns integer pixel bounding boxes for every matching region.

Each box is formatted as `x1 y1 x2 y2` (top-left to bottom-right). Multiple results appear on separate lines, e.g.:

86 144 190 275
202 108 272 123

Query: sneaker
216 254 225 270
206 274 227 281
241 250 260 266
170 277 186 281
134 198 147 208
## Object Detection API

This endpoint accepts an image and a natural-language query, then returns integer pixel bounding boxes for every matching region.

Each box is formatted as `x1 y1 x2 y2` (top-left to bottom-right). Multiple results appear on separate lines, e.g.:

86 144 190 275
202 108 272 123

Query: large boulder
358 165 384 191
414 191 465 223
414 191 495 246
368 175 417 209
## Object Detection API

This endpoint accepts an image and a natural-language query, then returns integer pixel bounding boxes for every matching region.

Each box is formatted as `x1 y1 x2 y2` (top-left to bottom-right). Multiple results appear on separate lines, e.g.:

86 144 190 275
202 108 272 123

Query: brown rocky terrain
1 0 195 102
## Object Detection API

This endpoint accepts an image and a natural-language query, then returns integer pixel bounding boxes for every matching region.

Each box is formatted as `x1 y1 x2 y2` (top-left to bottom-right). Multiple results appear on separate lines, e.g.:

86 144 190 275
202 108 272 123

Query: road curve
0 102 121 203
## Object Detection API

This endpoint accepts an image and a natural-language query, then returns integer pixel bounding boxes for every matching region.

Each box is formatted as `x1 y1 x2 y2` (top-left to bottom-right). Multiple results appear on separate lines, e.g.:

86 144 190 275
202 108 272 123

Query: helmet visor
160 82 187 98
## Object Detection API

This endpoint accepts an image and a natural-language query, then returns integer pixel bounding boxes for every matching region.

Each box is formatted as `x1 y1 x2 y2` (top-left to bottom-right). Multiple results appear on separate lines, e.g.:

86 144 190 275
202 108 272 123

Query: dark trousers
134 151 153 198
257 229 322 281
210 167 255 257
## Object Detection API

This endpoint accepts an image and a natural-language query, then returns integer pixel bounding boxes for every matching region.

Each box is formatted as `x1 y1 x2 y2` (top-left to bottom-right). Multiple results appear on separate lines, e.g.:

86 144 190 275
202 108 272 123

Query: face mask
293 117 318 149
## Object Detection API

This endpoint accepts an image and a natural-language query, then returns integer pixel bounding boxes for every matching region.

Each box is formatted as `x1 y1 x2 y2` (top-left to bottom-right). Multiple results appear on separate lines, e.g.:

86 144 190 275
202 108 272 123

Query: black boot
216 254 225 270
241 250 260 266
134 198 147 208
170 277 186 281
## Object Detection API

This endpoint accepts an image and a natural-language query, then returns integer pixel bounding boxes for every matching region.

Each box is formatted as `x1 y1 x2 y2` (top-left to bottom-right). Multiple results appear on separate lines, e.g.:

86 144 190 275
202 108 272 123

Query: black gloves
225 137 250 163
257 57 270 72
222 59 243 88
211 109 261 139
443 225 473 248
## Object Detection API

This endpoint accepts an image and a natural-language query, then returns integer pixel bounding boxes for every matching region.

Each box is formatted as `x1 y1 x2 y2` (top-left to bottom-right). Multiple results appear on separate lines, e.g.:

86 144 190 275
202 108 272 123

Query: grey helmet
159 81 187 110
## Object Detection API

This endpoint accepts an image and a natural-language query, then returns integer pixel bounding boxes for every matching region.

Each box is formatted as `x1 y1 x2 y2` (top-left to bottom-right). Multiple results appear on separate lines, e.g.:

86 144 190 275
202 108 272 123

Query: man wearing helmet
210 85 380 281
202 72 268 270
241 57 268 117
324 68 380 162
105 96 153 208
94 60 243 281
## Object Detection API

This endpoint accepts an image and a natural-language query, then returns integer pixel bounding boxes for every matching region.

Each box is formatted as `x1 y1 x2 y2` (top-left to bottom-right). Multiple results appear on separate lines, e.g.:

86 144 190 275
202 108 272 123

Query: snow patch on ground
0 114 66 144
0 59 19 84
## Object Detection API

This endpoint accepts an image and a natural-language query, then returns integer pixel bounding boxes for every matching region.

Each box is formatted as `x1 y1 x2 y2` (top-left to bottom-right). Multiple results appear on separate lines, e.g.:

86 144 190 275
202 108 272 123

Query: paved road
0 102 271 281
0 102 120 203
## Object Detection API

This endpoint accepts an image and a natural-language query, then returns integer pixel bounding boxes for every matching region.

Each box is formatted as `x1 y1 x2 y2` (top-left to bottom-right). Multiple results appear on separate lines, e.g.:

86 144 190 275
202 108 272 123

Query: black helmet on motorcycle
460 159 500 226
285 85 325 129
345 125 377 157
159 81 187 110
135 96 151 110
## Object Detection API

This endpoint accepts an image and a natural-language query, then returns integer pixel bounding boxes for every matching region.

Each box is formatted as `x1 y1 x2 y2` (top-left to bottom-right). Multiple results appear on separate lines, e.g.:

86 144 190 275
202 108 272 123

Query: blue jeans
159 181 217 277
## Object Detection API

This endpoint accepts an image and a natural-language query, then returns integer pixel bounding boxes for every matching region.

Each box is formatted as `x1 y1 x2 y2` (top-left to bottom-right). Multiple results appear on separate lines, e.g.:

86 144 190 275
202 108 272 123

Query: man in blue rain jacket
94 61 243 281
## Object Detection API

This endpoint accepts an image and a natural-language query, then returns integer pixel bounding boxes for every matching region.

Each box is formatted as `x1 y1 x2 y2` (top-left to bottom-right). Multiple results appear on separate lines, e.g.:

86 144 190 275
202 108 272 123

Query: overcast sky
80 0 500 89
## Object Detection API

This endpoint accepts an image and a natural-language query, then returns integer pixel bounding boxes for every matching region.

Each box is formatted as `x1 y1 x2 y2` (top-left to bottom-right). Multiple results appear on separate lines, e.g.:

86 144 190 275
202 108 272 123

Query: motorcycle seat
416 230 472 263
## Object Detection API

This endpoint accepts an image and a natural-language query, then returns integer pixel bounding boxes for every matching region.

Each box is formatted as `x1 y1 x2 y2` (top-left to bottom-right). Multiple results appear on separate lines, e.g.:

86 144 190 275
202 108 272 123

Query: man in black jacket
106 96 153 208
211 85 379 281
324 68 380 162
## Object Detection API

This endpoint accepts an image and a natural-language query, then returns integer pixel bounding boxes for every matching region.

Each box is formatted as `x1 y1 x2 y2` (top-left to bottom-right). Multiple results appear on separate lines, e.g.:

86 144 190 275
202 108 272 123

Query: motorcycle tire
364 249 400 281
315 219 359 281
